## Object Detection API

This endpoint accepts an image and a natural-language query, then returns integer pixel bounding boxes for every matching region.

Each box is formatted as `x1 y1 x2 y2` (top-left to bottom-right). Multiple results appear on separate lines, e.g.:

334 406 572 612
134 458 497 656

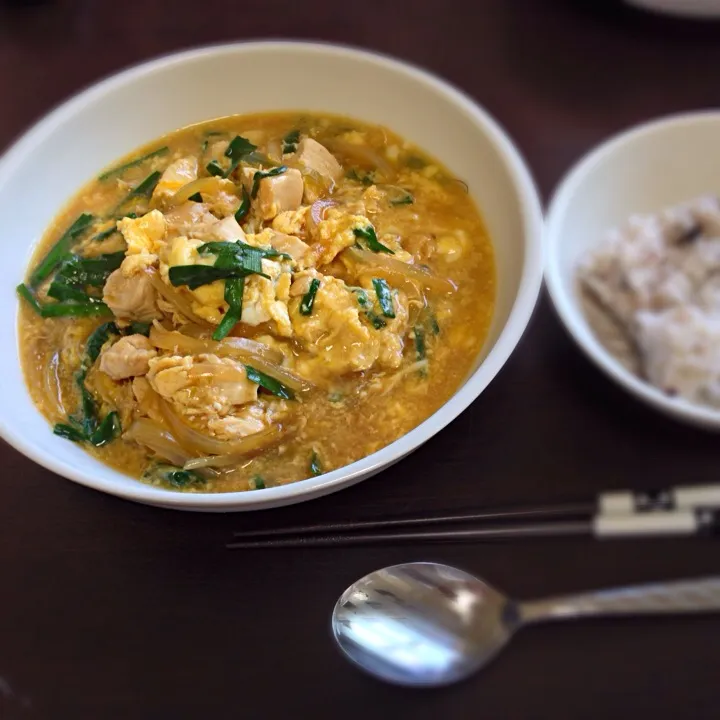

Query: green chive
206 160 225 177
53 423 86 443
414 326 426 360
224 135 257 178
40 301 112 318
16 284 42 315
87 411 121 447
85 322 119 364
212 277 244 341
30 213 95 287
97 146 169 182
245 365 295 400
390 193 414 206
143 463 205 489
366 311 386 330
127 321 151 337
353 226 394 254
405 155 427 169
282 129 300 154
300 278 320 316
310 450 322 477
372 278 395 318
251 475 266 490
235 186 251 222
112 171 162 213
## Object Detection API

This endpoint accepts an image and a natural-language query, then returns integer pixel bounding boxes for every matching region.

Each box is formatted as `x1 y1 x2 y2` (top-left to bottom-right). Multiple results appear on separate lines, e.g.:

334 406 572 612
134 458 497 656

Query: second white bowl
545 112 720 430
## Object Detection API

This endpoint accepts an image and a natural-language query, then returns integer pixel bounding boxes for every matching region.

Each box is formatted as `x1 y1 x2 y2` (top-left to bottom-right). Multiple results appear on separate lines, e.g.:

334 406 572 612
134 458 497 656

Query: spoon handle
519 577 720 624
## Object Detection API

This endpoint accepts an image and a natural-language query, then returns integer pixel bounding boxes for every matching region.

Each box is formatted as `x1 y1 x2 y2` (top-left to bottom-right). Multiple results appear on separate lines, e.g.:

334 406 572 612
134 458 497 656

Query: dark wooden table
2 1 720 717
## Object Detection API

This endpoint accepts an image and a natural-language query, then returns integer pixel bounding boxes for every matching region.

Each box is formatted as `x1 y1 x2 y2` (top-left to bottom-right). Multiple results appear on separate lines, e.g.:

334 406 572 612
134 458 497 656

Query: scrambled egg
117 210 167 276
306 208 371 268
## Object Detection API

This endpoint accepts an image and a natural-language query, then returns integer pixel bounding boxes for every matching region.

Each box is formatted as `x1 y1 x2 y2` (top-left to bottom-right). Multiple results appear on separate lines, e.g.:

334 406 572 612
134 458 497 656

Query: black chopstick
226 483 720 550
230 501 595 539
227 520 593 549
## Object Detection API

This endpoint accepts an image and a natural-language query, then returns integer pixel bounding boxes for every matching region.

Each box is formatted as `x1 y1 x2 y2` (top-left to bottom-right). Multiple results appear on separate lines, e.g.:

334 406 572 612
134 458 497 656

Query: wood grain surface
1 1 719 717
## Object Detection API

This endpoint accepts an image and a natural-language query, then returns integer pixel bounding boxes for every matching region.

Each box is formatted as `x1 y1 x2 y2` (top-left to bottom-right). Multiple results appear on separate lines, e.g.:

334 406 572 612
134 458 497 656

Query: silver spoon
332 562 720 687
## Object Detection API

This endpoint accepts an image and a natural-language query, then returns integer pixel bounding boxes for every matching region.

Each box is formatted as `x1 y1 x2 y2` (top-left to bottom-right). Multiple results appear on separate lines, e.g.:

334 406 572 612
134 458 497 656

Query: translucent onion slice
146 269 211 327
149 325 313 393
125 418 192 466
169 176 234 206
307 198 338 234
329 140 395 179
187 363 248 382
44 351 66 419
346 247 456 294
156 395 279 457
183 427 285 470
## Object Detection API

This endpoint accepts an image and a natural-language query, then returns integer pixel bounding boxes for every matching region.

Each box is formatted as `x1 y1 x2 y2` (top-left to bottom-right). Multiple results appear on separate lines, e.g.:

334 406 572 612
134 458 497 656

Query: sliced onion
169 176 234 206
125 418 193 466
183 427 285 469
346 247 456 294
146 269 211 327
308 198 338 234
266 138 282 163
44 351 66 419
187 363 248 382
329 140 395 179
149 325 313 392
155 395 279 457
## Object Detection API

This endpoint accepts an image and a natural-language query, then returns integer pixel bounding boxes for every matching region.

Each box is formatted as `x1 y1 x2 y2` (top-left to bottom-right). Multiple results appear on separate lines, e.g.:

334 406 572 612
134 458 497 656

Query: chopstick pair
226 483 720 549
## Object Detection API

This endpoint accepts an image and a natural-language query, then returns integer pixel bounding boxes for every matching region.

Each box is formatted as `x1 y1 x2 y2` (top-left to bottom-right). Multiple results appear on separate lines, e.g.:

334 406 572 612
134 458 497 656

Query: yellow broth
18 112 495 492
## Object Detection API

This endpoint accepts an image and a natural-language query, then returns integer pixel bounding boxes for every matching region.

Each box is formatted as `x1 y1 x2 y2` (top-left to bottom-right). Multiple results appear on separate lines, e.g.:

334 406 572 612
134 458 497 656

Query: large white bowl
0 42 543 511
545 112 720 431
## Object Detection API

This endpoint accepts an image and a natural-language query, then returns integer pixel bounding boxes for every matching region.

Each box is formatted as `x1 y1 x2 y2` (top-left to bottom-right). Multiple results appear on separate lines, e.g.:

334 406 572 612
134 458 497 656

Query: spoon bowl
332 561 720 687
332 562 518 686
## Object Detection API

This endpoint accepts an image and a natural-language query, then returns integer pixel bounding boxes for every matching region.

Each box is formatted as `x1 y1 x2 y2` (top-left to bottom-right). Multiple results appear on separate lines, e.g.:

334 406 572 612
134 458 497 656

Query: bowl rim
0 40 544 509
545 109 720 429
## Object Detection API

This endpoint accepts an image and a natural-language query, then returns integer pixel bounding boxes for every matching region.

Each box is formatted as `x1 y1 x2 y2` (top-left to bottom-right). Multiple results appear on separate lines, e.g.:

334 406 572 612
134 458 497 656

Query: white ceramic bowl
0 42 543 511
545 112 720 431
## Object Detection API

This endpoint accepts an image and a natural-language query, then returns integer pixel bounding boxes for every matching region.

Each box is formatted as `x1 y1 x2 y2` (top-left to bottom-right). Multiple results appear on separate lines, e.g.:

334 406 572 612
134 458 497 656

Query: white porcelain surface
545 112 720 431
0 42 543 510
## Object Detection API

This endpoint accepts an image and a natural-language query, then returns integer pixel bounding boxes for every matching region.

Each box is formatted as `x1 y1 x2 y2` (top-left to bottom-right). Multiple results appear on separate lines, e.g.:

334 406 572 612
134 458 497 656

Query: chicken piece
147 354 259 417
256 168 304 220
272 208 307 237
206 404 266 440
294 138 343 184
163 202 217 239
269 231 310 263
209 215 246 242
152 156 198 203
204 178 241 218
241 260 293 336
289 274 380 378
305 208 371 268
116 210 167 275
103 269 160 322
99 335 157 381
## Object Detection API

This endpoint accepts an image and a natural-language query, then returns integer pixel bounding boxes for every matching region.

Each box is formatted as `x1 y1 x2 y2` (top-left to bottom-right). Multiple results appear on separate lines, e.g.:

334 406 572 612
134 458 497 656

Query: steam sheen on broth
18 112 495 492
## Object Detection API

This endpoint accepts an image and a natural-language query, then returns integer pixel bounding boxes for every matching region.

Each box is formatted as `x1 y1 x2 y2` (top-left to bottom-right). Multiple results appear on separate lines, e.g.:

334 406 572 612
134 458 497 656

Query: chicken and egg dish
18 112 495 492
